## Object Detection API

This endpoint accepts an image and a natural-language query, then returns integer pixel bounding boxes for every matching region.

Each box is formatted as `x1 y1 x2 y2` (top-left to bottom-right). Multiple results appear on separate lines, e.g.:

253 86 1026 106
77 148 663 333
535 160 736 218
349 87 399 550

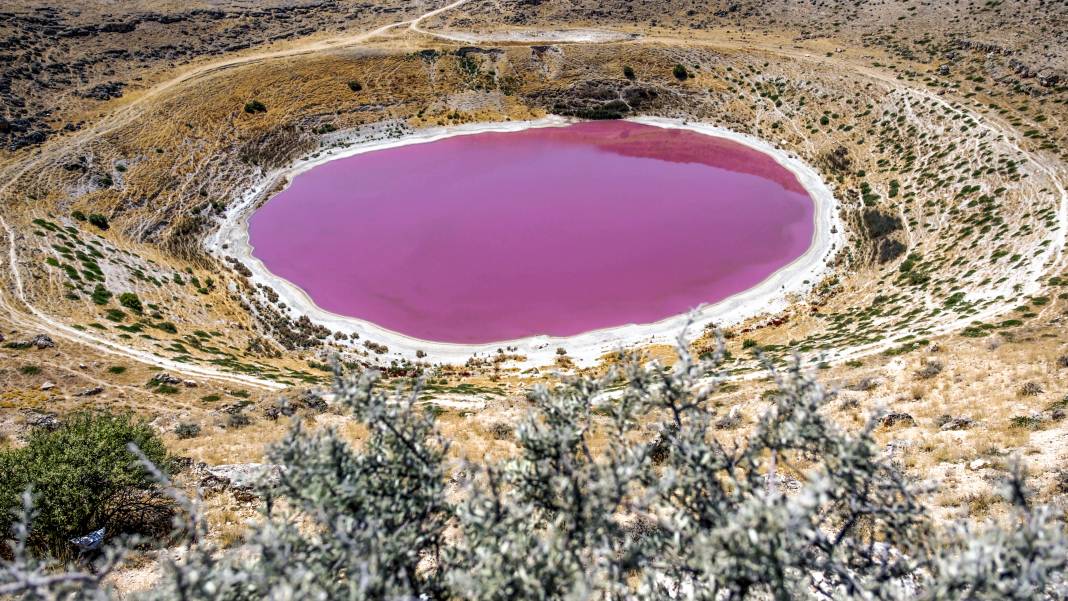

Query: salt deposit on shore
209 116 841 368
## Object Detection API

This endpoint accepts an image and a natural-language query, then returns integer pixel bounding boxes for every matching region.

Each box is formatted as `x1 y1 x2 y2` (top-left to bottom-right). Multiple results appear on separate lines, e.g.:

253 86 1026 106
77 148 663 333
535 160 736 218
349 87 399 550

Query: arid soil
1 0 1067 590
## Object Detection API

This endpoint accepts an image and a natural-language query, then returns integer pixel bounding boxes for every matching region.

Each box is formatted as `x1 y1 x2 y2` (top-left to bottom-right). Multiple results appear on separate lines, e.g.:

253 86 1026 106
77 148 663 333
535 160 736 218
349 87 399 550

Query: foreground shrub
0 412 174 558
2 337 1066 598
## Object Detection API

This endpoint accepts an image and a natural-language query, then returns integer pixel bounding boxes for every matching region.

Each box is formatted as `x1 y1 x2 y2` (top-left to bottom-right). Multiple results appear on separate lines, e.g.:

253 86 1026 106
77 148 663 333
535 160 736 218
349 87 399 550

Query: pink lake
248 121 814 344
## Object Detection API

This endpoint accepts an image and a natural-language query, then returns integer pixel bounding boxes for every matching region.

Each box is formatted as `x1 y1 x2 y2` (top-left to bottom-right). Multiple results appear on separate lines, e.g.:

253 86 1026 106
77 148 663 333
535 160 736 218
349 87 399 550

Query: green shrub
347 80 363 92
118 292 143 314
623 65 635 80
87 214 109 230
226 412 251 429
71 210 87 222
244 100 267 114
105 308 126 322
154 321 178 334
174 423 201 439
91 284 112 305
672 63 688 80
106 365 127 375
1009 415 1043 430
4 343 1067 598
0 412 173 557
18 365 41 375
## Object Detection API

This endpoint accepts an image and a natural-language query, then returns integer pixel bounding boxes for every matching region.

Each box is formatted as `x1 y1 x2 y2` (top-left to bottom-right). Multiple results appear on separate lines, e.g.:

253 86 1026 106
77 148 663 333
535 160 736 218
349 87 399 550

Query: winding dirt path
0 0 475 392
0 8 1065 388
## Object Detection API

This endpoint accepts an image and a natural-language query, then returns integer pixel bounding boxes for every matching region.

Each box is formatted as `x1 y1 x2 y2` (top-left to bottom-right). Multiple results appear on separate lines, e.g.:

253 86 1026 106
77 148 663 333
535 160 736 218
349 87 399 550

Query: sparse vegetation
174 422 201 439
118 292 143 314
90 284 112 305
87 214 109 230
243 100 267 114
4 349 1066 598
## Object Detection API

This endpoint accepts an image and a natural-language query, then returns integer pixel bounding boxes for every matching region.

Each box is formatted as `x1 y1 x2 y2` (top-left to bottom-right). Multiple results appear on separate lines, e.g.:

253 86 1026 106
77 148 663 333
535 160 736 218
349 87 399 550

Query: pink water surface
248 121 814 344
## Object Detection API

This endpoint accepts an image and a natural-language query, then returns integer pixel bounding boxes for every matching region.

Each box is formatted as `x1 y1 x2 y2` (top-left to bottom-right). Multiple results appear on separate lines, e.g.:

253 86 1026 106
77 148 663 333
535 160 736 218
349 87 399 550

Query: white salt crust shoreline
208 116 842 368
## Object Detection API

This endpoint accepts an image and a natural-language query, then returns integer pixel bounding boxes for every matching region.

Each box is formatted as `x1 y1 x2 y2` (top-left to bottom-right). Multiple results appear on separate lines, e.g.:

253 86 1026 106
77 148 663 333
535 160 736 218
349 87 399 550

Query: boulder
151 372 182 385
880 412 916 428
938 416 974 431
26 412 59 431
201 463 281 501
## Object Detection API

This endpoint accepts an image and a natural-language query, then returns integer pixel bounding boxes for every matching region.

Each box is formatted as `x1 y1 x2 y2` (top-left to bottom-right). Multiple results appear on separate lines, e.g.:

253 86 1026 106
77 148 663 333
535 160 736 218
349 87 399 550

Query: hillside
0 0 1066 593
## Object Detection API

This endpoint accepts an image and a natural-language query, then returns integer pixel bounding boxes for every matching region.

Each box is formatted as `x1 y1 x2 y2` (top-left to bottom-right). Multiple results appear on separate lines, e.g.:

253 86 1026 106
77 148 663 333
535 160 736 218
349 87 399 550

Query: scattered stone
200 463 281 501
938 415 974 431
847 376 880 392
885 439 913 457
183 380 199 388
714 406 741 430
171 456 196 474
152 372 182 385
1037 69 1061 87
29 334 55 349
297 389 327 412
25 412 59 431
80 81 126 101
40 381 55 391
838 395 860 410
1055 470 1068 494
75 386 104 397
914 360 944 380
264 399 296 421
221 402 251 415
969 459 988 471
880 412 916 428
762 472 802 493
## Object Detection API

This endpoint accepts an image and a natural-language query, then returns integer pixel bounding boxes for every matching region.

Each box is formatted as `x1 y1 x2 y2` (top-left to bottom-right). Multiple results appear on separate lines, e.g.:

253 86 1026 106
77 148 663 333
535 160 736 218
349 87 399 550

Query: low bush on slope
0 413 174 560
2 338 1066 599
